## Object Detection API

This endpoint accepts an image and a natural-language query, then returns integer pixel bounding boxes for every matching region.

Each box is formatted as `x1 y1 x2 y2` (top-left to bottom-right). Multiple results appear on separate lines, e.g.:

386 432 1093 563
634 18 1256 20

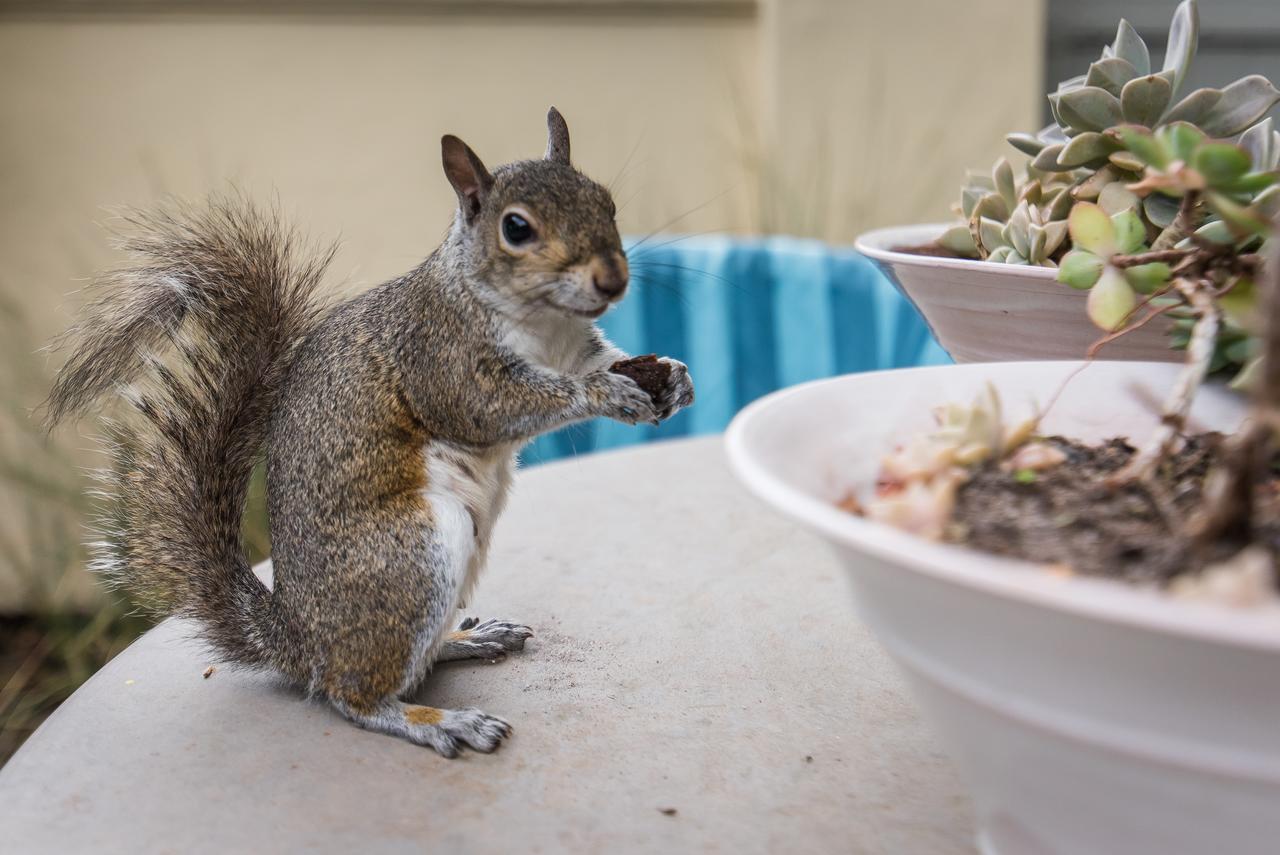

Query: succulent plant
945 0 1280 268
939 158 1073 263
868 383 1040 540
1057 203 1154 330
1020 2 1279 160
1057 123 1277 337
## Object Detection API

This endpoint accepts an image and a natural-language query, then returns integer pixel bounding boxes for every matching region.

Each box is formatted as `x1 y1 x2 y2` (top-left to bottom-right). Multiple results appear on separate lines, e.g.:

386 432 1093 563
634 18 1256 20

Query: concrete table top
0 436 973 854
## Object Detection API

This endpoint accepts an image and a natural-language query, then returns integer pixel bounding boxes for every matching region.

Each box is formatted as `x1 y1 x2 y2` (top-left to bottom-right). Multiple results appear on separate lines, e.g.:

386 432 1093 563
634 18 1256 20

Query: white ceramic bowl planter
856 225 1178 364
726 361 1280 855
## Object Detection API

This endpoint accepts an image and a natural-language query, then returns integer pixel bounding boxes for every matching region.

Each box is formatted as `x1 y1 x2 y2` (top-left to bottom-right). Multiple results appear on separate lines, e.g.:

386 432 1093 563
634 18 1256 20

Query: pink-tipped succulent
867 385 1041 540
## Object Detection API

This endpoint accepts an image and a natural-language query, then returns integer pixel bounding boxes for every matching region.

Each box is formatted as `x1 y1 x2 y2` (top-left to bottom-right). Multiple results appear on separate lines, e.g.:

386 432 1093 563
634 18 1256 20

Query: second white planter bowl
726 361 1279 855
856 225 1179 364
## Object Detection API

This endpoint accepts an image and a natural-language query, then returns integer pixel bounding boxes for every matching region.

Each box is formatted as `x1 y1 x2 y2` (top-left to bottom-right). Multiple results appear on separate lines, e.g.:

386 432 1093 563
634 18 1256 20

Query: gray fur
46 111 695 756
545 106 571 164
47 194 333 667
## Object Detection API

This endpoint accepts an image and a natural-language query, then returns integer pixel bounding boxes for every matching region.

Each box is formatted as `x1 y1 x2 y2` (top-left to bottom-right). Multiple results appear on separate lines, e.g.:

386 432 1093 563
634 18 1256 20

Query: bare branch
1110 276 1220 484
1152 190 1202 251
1109 248 1194 269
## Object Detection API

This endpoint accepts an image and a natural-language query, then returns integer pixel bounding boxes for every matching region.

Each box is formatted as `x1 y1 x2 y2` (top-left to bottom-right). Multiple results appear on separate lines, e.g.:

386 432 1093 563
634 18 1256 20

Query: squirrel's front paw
654 357 695 420
589 371 660 426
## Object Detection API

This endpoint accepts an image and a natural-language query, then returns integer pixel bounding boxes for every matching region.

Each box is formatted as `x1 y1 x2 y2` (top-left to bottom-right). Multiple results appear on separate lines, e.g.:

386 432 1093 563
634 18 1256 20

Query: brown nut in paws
608 354 672 406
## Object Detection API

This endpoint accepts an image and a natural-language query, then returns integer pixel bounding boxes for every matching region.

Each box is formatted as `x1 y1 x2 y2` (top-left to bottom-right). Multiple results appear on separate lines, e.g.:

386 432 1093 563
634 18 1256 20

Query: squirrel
46 107 695 757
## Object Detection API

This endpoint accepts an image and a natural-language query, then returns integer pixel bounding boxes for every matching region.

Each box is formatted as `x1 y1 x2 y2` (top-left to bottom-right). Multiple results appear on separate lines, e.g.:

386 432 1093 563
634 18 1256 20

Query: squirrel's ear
544 107 571 164
441 135 494 224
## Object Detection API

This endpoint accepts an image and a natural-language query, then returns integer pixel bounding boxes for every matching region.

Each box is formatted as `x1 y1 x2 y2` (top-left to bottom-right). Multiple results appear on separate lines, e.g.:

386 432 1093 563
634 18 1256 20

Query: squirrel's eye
502 213 535 246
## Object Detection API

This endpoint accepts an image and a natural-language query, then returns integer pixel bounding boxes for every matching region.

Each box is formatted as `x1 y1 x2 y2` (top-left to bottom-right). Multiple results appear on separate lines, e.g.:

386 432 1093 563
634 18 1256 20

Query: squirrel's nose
593 271 626 299
589 254 629 300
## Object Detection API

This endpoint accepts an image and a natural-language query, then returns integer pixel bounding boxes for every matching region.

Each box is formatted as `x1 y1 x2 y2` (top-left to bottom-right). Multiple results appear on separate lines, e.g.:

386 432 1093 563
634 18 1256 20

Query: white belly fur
423 440 518 612
404 308 590 686
398 441 518 693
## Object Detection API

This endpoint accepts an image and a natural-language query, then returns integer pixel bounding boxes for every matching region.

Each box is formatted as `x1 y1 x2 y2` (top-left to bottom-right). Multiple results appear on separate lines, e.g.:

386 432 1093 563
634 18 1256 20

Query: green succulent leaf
1057 87 1125 133
1048 93 1065 129
938 224 978 255
1208 191 1272 237
1047 187 1075 221
1154 68 1179 93
1218 171 1279 195
1058 249 1105 289
1111 19 1151 76
1099 181 1141 215
1193 219 1235 245
1120 75 1173 127
1087 265 1138 331
1144 193 1181 228
1021 180 1045 206
1198 75 1280 137
1058 132 1119 168
1111 209 1146 252
993 158 1017 209
1222 335 1254 366
1031 144 1067 172
1219 276 1257 329
1057 74 1088 94
1027 224 1049 263
1005 203 1032 257
1068 201 1117 257
1160 0 1199 99
972 192 1010 224
1192 142 1253 186
1158 121 1207 162
1123 262 1172 294
1160 87 1222 125
960 186 984 220
1230 356 1262 392
1253 185 1280 220
1043 219 1069 257
1115 126 1169 168
1073 165 1118 201
1108 154 1142 176
1239 118 1277 170
978 216 1005 252
1086 57 1141 98
988 246 1013 263
1007 133 1046 157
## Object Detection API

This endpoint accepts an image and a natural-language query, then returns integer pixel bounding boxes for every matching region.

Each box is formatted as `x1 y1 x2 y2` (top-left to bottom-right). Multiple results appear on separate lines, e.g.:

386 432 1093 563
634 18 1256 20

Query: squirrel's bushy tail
48 194 334 669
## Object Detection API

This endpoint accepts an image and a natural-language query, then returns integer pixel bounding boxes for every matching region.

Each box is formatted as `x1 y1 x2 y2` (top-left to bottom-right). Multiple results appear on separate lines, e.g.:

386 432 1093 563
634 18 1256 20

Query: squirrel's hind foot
408 706 511 757
344 701 512 757
436 618 534 663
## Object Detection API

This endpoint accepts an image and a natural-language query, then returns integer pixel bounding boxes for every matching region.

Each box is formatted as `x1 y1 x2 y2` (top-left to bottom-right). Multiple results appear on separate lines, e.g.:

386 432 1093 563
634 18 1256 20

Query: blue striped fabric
521 235 951 465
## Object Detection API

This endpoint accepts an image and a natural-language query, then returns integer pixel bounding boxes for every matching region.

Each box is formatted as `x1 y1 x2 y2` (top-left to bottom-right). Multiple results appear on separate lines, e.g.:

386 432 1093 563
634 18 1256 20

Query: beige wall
0 0 1043 607
759 0 1047 239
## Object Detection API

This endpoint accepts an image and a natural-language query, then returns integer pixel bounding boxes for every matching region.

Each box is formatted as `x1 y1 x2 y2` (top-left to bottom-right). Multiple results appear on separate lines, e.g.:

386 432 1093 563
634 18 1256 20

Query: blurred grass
0 291 270 767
